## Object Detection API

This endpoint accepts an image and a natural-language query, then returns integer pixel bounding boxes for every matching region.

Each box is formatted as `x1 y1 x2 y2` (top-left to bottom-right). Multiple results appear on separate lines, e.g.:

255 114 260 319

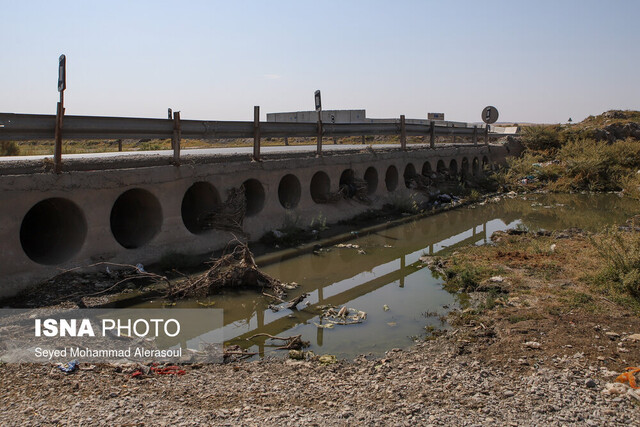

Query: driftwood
407 174 432 191
199 187 247 234
317 178 371 204
223 345 258 362
352 178 371 204
317 186 348 204
286 293 309 310
165 243 286 299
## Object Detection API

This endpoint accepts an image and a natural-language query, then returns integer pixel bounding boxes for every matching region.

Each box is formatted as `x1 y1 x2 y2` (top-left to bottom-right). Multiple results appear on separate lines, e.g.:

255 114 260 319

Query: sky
2 0 639 124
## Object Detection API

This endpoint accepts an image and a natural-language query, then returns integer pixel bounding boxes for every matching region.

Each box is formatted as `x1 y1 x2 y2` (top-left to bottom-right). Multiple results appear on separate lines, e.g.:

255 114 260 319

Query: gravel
1 337 637 426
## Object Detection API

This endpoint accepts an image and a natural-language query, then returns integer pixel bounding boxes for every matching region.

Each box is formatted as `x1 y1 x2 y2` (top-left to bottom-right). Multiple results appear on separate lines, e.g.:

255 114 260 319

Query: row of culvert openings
19 190 164 266
20 159 492 265
20 179 274 265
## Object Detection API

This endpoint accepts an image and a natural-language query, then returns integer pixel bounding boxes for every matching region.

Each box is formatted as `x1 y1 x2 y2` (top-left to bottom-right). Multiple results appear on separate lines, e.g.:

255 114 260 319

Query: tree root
164 242 286 300
199 187 247 235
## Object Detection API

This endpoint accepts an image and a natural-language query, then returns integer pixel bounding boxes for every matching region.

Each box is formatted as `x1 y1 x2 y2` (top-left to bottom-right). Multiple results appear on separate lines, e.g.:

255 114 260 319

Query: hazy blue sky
2 0 639 123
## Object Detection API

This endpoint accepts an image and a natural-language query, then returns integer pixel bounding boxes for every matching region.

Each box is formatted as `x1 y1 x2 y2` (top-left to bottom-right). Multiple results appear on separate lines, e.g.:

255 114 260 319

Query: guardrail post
172 111 181 165
253 106 261 161
316 111 323 157
429 122 435 148
473 126 478 146
400 115 406 151
53 101 64 173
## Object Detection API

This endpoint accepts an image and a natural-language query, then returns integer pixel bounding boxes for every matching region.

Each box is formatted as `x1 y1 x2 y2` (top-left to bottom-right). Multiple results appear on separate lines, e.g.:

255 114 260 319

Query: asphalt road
0 143 411 162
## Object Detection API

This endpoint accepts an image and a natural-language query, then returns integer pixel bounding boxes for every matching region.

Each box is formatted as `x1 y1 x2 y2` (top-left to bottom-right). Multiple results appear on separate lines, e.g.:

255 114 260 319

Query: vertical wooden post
172 111 181 165
316 110 323 157
361 135 366 145
253 106 261 161
118 139 123 151
473 126 478 146
284 137 289 146
429 122 435 148
400 115 406 151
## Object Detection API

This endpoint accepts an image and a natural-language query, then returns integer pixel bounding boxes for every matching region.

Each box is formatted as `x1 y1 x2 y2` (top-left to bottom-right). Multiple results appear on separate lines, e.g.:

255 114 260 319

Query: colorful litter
57 360 79 373
131 363 186 378
616 367 640 389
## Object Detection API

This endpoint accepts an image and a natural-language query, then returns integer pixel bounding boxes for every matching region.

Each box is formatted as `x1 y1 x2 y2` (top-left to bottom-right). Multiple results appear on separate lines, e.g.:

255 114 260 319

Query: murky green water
136 193 640 359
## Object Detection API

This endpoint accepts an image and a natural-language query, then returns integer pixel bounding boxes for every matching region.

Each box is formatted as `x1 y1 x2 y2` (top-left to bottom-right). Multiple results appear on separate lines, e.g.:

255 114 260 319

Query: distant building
267 110 366 124
267 109 472 127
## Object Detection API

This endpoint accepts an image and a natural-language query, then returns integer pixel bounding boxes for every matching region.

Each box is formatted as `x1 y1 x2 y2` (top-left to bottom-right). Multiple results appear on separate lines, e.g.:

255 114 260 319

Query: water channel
134 193 640 359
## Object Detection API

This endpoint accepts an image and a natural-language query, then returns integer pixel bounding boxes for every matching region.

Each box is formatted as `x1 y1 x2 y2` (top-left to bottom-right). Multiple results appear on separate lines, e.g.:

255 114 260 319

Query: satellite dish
481 106 499 124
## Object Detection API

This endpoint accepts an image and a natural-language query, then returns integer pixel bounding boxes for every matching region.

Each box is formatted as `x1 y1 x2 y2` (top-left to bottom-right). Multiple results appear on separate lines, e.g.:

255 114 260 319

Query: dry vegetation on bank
425 220 640 368
494 110 640 198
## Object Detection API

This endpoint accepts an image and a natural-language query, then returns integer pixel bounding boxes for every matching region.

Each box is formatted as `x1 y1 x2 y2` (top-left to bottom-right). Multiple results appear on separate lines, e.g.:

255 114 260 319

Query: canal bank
2 192 639 425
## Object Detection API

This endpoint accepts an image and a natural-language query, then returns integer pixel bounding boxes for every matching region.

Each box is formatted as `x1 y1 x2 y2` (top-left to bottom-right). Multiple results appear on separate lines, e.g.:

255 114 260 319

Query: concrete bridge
0 111 520 297
0 142 513 297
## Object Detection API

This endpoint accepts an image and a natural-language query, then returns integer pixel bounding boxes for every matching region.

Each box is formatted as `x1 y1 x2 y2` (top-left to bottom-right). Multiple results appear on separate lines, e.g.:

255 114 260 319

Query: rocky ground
0 335 638 426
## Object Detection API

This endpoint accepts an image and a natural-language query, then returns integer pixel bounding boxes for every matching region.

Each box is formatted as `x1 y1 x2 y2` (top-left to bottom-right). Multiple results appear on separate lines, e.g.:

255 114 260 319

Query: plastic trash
58 360 79 373
616 367 640 389
135 263 145 273
151 365 185 375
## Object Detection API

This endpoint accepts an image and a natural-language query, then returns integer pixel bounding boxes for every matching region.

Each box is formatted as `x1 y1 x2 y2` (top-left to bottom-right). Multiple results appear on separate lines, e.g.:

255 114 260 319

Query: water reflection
137 193 640 359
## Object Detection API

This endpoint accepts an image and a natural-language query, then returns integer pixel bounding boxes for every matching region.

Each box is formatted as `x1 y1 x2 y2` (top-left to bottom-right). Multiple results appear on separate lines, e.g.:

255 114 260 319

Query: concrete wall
0 145 505 297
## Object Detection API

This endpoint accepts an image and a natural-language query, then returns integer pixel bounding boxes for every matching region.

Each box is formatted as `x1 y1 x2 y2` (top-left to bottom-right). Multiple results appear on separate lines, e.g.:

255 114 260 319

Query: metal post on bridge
315 90 323 157
53 54 66 174
253 106 261 162
400 115 406 151
429 121 435 148
473 125 478 146
172 111 181 165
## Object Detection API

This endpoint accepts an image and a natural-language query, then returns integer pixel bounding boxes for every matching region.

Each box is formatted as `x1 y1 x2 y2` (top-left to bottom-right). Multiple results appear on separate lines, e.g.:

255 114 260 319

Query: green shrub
591 227 640 304
520 126 562 151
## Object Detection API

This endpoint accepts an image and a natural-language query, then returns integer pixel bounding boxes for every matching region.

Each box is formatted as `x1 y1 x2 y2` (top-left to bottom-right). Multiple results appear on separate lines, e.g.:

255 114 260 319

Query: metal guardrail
0 112 504 170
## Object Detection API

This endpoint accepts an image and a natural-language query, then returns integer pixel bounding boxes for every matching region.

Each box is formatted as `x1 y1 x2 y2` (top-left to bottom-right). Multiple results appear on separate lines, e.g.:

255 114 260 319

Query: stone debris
626 333 640 341
523 341 542 349
2 339 638 425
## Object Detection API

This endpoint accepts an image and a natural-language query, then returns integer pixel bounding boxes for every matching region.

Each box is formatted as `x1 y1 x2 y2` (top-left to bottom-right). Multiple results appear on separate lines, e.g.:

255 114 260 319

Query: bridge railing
0 111 505 170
